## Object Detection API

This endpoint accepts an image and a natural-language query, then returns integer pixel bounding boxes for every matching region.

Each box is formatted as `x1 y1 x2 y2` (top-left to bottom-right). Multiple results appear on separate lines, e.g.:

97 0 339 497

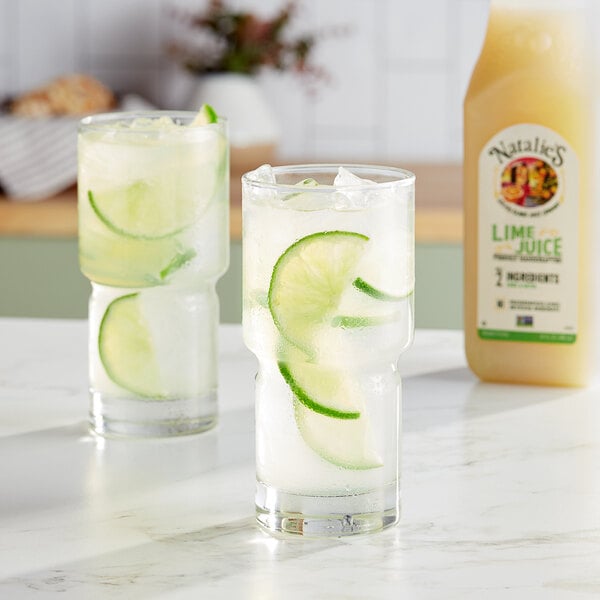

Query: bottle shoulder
467 7 592 99
465 60 591 111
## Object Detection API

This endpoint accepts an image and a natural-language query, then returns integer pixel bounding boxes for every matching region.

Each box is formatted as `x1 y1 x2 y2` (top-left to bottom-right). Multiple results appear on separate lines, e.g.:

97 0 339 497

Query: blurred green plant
168 0 340 83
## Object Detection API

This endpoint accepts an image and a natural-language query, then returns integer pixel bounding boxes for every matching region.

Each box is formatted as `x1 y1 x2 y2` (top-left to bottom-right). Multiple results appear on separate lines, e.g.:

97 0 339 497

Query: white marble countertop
1 318 599 599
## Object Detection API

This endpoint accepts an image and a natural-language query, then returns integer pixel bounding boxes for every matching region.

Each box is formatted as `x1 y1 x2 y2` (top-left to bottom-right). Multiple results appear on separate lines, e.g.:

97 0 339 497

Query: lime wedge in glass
98 293 163 398
191 103 218 126
79 233 196 287
278 359 360 420
268 230 369 350
331 312 403 328
294 400 383 470
352 277 413 302
87 184 199 240
329 278 412 329
87 104 226 240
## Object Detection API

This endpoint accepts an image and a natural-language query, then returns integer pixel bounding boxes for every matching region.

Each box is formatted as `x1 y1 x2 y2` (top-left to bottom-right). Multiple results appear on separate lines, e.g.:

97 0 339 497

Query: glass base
90 390 217 438
255 481 400 537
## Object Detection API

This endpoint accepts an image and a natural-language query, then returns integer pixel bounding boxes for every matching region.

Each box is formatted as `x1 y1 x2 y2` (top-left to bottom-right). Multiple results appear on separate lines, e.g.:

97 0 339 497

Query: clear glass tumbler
78 111 229 437
242 164 415 536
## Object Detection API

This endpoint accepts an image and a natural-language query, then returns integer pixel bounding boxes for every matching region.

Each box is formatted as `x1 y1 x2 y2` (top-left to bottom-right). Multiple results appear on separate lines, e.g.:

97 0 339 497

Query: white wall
0 0 491 162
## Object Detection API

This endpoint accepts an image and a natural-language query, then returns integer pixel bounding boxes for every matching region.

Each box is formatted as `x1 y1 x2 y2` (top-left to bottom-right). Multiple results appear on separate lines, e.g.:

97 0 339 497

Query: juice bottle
463 0 598 386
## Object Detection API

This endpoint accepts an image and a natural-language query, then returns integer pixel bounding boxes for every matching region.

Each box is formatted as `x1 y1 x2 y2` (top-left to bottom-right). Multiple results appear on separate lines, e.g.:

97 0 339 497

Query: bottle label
477 124 578 343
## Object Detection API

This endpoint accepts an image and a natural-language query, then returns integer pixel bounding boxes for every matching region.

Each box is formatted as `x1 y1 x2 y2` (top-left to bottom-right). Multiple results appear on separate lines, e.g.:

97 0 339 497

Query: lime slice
159 248 197 280
298 178 318 187
191 103 218 126
283 178 325 208
79 231 196 287
352 277 413 301
98 293 163 398
331 313 401 328
268 231 369 349
278 361 360 419
294 400 383 470
88 178 199 240
86 107 226 240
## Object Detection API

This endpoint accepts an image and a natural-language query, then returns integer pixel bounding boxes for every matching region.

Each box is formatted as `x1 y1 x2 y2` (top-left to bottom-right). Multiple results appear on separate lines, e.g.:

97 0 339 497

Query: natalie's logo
499 156 558 209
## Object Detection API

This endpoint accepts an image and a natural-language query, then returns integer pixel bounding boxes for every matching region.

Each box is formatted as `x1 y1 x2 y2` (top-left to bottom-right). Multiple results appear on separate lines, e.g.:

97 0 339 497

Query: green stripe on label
478 329 576 344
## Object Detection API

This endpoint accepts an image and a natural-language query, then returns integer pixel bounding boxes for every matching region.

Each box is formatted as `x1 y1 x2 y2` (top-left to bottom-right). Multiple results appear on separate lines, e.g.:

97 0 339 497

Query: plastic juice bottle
463 0 597 386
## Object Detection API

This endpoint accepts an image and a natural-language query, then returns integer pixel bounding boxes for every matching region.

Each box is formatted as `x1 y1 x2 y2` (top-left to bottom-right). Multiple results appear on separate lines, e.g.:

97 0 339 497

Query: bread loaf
10 74 115 117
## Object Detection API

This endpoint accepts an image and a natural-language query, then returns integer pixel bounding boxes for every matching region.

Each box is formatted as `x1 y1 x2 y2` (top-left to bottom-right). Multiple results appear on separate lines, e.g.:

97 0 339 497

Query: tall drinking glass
242 164 415 536
78 111 229 437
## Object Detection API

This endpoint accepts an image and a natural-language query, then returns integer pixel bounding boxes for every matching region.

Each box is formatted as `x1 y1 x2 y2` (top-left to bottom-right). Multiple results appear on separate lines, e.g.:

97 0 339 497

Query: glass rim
78 110 227 133
242 163 416 192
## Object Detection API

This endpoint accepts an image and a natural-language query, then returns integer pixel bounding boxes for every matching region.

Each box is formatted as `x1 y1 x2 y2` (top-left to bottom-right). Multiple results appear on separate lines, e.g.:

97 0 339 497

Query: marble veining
1 318 599 599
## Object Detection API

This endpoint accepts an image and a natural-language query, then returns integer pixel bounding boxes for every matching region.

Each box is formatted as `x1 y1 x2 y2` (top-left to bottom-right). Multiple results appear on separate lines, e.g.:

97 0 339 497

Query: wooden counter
0 163 462 243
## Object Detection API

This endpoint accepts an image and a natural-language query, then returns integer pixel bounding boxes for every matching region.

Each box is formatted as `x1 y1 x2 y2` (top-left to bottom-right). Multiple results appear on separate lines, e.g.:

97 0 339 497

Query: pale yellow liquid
463 4 595 386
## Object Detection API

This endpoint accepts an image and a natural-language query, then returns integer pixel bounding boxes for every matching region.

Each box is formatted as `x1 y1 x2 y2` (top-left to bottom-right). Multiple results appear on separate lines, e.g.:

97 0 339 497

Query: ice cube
333 166 376 187
331 167 378 210
252 164 276 184
333 166 398 210
245 164 277 205
129 116 177 130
